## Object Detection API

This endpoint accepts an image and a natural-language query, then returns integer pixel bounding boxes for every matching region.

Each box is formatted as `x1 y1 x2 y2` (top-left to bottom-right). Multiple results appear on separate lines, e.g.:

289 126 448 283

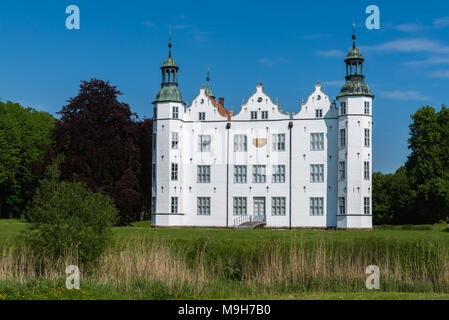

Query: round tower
152 34 185 227
336 25 374 229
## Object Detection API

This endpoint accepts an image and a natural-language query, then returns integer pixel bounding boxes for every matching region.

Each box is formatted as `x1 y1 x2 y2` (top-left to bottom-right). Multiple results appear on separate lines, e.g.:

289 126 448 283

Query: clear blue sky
0 0 448 173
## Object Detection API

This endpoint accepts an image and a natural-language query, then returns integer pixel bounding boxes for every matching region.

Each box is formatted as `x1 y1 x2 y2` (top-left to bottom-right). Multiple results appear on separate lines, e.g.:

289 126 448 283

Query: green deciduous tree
405 105 449 223
0 101 54 218
24 158 118 264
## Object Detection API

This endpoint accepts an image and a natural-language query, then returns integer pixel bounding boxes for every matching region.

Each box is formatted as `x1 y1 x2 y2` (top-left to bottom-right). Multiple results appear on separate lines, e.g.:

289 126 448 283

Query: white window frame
364 101 370 115
250 111 258 120
233 165 247 183
198 135 211 152
197 165 211 183
199 112 206 121
310 197 324 216
172 132 179 149
315 109 323 118
365 129 370 147
172 106 179 119
340 129 346 148
171 163 178 181
340 102 346 115
233 197 247 216
234 135 247 152
364 161 370 180
171 197 178 213
261 111 268 119
272 197 286 216
310 164 324 183
339 161 346 180
197 197 211 216
253 165 266 183
339 197 346 215
272 165 286 183
272 134 286 151
310 133 324 151
364 197 371 215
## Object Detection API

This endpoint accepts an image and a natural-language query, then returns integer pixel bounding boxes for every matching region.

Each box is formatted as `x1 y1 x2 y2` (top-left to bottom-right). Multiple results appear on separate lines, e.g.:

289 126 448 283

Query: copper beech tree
53 79 152 224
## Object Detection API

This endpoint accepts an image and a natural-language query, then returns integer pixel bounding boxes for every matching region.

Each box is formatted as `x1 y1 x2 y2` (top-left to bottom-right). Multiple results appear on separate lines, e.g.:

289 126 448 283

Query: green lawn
1 219 449 300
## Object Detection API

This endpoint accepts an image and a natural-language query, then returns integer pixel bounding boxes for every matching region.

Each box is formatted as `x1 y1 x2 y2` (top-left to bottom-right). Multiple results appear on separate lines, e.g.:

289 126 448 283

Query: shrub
24 159 118 264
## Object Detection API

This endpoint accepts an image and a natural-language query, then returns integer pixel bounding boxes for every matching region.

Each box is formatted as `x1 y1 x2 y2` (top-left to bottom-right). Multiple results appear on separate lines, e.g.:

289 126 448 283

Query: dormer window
199 112 206 121
251 111 258 120
261 111 268 119
315 109 323 118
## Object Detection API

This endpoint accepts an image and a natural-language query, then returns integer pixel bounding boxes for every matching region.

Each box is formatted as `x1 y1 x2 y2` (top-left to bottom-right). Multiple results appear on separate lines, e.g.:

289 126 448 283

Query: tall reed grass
1 234 448 298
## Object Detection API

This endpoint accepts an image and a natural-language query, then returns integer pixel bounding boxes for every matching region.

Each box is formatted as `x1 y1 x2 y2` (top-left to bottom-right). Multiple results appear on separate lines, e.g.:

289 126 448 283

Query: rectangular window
233 165 247 183
171 197 178 214
364 161 370 180
233 197 247 215
339 161 346 180
272 165 286 183
251 111 258 120
172 107 179 119
198 135 211 152
199 112 206 121
340 129 346 147
171 163 178 181
272 134 286 151
197 165 211 183
340 102 346 115
272 197 286 216
310 197 324 216
172 132 179 149
197 197 211 216
234 135 247 152
364 101 370 115
310 133 324 151
339 197 346 215
253 165 266 183
315 109 323 118
364 197 371 215
310 164 324 183
152 197 156 214
261 111 268 119
365 129 370 147
152 164 157 182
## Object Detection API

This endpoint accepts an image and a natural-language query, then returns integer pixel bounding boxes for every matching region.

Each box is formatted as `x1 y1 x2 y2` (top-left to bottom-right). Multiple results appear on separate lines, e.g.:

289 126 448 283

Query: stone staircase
234 215 266 230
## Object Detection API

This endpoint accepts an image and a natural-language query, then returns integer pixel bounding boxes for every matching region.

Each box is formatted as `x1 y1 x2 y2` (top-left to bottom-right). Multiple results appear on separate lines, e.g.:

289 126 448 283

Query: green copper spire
155 33 183 103
338 24 373 98
205 67 215 98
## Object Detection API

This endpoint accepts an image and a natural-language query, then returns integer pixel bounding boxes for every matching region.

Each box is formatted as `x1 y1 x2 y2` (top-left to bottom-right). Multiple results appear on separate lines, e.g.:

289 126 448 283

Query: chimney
219 97 225 107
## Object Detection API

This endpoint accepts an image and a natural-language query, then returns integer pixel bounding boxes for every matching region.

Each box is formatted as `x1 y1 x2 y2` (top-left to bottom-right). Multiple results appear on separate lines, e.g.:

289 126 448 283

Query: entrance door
253 197 266 217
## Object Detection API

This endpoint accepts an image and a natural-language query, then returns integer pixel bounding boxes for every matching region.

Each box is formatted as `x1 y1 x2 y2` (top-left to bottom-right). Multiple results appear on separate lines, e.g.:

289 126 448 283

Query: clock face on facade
257 97 263 103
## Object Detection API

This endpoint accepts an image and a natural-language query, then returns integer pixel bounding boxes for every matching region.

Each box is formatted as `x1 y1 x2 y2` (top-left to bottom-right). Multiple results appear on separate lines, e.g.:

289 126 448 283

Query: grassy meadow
0 219 449 300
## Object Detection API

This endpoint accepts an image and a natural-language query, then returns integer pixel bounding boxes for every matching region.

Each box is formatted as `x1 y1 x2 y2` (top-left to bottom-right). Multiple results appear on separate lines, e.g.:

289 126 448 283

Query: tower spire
168 31 172 57
352 21 356 49
205 66 215 98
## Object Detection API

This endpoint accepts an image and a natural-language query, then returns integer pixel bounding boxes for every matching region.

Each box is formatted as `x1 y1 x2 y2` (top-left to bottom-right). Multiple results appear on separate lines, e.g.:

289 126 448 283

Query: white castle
151 30 373 229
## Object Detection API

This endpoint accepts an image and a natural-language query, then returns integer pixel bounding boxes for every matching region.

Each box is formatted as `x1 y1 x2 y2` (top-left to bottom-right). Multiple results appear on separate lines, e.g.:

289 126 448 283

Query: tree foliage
53 79 149 224
24 158 117 264
0 101 54 218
